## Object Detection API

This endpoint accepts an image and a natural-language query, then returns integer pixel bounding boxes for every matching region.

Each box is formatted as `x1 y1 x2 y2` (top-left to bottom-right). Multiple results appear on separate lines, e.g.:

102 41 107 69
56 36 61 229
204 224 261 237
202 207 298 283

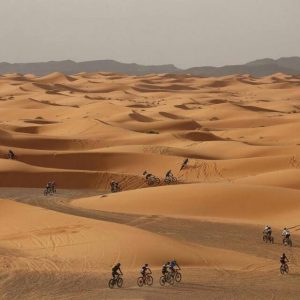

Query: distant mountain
184 57 300 77
0 60 180 76
0 57 300 77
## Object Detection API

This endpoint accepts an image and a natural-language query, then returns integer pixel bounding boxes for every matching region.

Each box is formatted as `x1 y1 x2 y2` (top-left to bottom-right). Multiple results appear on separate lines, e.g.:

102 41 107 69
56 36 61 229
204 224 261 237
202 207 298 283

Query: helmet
145 263 148 267
117 262 121 266
167 262 170 265
284 227 287 230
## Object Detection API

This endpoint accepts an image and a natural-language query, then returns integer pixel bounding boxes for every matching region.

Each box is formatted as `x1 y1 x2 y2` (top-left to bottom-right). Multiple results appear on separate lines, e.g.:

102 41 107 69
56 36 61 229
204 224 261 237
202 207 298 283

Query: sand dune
1 72 300 298
0 199 210 269
72 183 300 227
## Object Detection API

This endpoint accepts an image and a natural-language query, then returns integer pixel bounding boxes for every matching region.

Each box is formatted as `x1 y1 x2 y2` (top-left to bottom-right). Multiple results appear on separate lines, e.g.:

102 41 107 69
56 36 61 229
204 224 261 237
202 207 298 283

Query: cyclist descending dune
180 158 189 171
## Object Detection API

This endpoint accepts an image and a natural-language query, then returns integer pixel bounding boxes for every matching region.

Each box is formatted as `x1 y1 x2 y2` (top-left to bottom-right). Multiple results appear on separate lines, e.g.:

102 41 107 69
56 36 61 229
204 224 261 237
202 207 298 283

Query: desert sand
0 72 300 299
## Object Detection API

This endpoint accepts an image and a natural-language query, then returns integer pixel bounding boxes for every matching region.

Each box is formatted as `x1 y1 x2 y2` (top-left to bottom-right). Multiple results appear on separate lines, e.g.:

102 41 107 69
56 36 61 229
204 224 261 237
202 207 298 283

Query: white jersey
282 229 290 236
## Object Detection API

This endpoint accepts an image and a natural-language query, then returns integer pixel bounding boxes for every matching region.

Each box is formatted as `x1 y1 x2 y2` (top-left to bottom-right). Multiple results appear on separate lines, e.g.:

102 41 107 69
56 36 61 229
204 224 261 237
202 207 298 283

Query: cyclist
112 262 123 280
165 170 173 179
46 181 52 193
51 181 56 193
180 158 189 170
8 149 15 159
140 263 151 280
263 225 272 237
162 262 170 277
282 227 291 242
143 171 152 179
110 180 119 192
169 259 180 274
280 253 289 267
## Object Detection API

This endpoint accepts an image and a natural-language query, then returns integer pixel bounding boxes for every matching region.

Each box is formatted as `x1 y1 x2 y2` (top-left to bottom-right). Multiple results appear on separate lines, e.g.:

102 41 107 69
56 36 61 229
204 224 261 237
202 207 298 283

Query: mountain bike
280 263 289 275
263 233 274 244
159 272 174 286
164 175 177 185
137 273 153 287
108 274 123 288
283 237 292 247
170 269 182 282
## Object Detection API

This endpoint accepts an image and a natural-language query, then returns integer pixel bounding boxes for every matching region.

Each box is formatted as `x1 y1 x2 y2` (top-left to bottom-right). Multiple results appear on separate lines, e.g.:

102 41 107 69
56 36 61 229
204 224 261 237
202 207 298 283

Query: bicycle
108 274 123 288
280 263 289 275
44 188 53 196
170 269 182 282
283 236 292 247
159 272 174 286
137 273 153 287
263 233 274 244
143 171 160 186
111 185 121 193
164 175 177 185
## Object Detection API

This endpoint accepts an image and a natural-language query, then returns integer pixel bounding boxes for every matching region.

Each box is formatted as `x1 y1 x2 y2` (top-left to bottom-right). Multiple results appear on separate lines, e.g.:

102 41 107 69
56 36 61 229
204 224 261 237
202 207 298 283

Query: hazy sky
0 0 299 68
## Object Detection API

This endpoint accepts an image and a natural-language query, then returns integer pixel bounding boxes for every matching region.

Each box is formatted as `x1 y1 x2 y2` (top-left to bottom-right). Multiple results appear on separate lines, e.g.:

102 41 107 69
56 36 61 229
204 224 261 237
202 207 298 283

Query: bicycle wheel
155 177 160 185
280 265 284 275
263 235 267 242
108 279 114 288
288 239 292 247
137 277 144 287
270 236 274 244
172 177 178 184
159 276 166 286
285 264 289 273
175 272 182 282
117 277 123 288
146 275 153 286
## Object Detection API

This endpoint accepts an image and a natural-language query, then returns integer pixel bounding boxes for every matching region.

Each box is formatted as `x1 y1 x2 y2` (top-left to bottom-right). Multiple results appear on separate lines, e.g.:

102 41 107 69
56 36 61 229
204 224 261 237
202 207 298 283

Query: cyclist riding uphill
112 262 123 279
